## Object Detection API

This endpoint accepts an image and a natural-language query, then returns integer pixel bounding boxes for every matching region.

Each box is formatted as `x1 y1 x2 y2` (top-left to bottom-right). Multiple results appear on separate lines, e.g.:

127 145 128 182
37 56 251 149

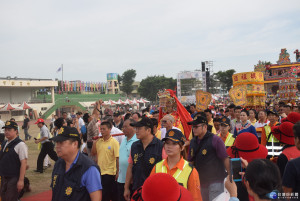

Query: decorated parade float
254 48 300 104
229 72 266 108
229 49 300 106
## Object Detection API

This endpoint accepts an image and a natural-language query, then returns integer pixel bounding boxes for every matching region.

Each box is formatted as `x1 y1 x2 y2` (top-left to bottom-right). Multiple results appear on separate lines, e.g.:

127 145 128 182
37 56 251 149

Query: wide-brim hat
281 112 300 124
227 132 268 163
130 173 193 201
271 122 295 145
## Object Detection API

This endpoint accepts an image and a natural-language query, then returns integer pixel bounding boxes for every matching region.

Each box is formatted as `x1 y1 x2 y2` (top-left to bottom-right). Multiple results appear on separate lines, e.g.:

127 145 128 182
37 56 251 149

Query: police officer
217 116 235 148
261 110 280 146
50 126 102 201
124 117 164 201
151 129 202 201
0 120 28 201
188 116 230 201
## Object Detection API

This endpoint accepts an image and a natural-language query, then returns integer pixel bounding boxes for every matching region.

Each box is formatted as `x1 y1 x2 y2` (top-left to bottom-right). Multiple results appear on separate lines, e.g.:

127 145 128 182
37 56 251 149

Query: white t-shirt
78 117 85 129
3 139 28 161
254 120 270 128
40 125 50 144
254 120 269 138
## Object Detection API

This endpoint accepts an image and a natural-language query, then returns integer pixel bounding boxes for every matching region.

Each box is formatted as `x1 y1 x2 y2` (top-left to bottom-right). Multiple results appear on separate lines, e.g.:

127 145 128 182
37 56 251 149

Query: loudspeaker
202 62 205 72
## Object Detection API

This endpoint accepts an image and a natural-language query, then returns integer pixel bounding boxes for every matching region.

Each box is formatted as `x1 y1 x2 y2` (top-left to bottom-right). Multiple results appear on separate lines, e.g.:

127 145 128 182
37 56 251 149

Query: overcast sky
1 0 300 82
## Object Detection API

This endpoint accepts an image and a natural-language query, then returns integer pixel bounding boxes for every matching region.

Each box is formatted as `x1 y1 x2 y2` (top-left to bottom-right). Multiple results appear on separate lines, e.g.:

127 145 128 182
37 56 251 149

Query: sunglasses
192 125 204 129
161 120 167 123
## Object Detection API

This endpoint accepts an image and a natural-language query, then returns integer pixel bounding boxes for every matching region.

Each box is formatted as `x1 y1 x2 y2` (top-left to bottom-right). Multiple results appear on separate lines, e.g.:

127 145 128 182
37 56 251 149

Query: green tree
138 75 177 101
117 74 122 84
213 69 236 92
120 69 136 96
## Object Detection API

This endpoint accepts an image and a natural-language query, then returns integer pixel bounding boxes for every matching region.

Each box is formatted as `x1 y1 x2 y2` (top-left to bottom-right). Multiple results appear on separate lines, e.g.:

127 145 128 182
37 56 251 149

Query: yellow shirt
208 119 217 134
96 136 120 175
250 119 257 126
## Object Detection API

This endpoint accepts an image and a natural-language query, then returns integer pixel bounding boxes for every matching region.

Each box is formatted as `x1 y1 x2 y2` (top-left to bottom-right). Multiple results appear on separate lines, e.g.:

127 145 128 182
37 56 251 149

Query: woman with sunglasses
225 158 283 201
150 129 203 201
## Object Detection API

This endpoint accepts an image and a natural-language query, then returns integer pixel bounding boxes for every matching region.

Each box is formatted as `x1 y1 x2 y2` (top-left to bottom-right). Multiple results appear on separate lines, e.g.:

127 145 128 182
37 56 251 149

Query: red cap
35 118 44 124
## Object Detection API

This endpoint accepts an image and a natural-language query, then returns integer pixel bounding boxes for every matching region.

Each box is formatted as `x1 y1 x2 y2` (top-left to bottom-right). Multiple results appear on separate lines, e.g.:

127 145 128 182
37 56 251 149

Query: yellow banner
232 72 264 86
229 85 247 106
196 90 212 111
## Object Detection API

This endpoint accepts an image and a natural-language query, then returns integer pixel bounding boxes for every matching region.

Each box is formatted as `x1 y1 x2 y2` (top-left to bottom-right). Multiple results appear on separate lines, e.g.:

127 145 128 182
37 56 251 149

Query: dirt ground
16 119 55 198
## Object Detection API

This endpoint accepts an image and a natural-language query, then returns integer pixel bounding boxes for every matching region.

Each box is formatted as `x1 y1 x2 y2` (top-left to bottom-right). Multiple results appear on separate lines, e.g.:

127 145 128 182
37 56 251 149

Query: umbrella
0 103 15 111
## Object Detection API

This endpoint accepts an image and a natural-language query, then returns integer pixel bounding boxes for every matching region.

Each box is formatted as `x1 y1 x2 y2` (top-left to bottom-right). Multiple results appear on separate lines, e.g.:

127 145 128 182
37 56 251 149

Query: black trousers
37 142 58 172
117 182 126 201
0 176 19 201
117 182 133 201
102 174 117 201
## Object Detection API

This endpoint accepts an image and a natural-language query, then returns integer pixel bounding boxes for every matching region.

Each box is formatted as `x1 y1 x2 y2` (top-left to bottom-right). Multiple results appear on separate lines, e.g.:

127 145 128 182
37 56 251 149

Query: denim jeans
24 128 31 140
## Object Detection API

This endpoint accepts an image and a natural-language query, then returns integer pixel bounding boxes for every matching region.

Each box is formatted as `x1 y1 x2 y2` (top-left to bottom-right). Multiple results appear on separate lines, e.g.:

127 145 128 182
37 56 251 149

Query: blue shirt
117 134 138 183
234 123 258 139
67 151 102 193
81 125 87 135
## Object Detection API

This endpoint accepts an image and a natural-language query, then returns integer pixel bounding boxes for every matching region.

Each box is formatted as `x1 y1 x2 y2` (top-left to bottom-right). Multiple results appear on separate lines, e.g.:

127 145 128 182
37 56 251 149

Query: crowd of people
1 94 300 201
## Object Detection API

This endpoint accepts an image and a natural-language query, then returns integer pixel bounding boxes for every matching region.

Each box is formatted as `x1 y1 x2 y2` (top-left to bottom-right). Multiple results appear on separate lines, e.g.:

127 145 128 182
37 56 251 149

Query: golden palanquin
230 72 266 107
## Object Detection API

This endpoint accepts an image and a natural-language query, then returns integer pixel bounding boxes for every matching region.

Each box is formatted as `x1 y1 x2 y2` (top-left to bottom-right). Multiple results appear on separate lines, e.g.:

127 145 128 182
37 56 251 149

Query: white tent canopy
0 103 15 111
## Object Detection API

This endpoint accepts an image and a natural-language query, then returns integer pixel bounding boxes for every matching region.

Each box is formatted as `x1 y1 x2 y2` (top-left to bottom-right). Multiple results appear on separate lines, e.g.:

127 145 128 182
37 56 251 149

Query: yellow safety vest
217 133 235 147
155 159 193 189
264 125 279 143
224 133 235 147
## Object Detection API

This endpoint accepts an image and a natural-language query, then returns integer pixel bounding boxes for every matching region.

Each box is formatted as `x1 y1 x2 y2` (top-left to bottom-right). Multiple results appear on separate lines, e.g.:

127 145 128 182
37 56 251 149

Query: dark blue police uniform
130 137 163 192
51 152 99 201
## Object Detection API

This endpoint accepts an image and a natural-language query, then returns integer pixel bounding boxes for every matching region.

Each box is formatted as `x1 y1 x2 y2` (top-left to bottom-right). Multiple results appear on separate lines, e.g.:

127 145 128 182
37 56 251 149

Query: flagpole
62 64 64 83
